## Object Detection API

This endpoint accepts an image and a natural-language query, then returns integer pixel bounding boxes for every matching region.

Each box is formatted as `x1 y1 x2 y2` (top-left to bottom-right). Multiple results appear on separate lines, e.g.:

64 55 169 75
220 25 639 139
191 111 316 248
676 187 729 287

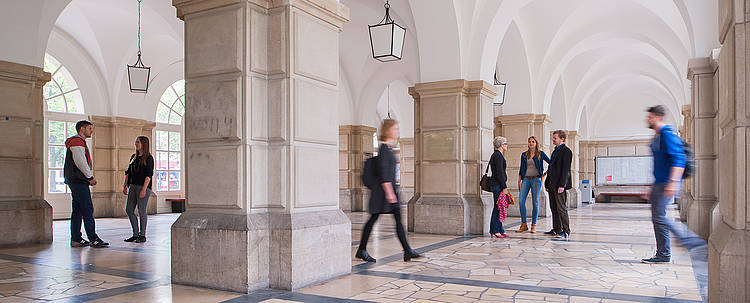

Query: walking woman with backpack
355 119 421 263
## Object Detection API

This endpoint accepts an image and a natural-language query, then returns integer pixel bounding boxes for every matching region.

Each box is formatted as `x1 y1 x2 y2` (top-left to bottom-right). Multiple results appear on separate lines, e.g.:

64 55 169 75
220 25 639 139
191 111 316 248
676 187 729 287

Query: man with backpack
642 105 703 263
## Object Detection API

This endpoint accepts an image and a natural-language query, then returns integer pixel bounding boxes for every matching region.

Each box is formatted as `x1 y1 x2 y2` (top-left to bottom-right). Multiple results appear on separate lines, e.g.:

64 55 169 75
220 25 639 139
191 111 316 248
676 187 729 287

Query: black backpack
362 155 379 189
660 127 695 179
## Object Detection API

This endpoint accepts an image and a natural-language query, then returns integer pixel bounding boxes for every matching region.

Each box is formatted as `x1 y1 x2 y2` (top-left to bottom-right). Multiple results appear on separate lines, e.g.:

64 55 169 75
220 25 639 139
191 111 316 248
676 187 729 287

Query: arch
495 21 534 114
408 0 462 81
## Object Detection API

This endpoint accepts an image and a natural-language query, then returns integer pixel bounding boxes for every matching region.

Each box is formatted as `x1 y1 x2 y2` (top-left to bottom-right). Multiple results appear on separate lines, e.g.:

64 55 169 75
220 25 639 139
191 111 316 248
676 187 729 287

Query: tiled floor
0 203 706 302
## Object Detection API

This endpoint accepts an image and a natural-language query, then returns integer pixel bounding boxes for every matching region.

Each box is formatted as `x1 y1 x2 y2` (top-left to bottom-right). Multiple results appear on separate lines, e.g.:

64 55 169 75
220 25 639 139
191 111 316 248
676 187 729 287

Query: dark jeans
548 188 570 234
358 204 411 252
489 184 505 234
650 183 705 258
69 182 99 242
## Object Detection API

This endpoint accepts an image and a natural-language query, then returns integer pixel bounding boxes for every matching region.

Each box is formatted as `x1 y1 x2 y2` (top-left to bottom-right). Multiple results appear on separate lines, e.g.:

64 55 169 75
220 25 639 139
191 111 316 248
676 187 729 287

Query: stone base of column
339 189 369 212
679 194 692 222
411 196 485 235
708 220 749 302
0 200 52 246
507 191 549 218
567 188 582 209
171 209 351 293
92 192 158 218
688 199 717 240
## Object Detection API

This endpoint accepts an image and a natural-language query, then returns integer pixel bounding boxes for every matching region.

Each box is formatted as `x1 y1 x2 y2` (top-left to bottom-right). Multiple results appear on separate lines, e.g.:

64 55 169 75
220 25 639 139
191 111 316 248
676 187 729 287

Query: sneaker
90 239 109 248
135 236 147 243
71 239 90 247
641 256 670 263
555 232 568 239
124 236 138 242
544 229 557 235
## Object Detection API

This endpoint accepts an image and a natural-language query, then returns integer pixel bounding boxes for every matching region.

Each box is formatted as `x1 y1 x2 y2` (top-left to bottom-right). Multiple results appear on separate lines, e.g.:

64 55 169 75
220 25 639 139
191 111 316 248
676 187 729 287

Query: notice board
595 156 654 186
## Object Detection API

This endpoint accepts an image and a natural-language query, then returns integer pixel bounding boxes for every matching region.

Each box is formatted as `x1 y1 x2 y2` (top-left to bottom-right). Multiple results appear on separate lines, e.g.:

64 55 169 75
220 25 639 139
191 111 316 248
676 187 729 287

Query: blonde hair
379 119 398 142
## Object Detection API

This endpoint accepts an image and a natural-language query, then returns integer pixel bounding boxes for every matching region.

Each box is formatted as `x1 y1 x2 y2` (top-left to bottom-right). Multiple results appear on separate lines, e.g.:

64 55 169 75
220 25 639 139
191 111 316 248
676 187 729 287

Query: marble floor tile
0 203 705 302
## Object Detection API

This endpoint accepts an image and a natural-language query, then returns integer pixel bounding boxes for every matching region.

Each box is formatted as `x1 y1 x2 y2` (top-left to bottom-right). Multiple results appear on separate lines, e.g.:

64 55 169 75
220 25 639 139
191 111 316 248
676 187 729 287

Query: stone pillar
564 130 581 208
494 114 552 218
708 1 750 300
338 125 375 212
408 80 496 235
0 60 52 246
89 116 157 218
685 58 718 240
398 138 415 203
678 105 694 222
170 0 350 293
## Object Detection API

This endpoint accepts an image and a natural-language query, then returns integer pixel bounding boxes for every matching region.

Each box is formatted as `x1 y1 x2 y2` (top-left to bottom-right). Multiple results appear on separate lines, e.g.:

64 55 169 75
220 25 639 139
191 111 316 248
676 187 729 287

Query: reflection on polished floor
0 203 706 302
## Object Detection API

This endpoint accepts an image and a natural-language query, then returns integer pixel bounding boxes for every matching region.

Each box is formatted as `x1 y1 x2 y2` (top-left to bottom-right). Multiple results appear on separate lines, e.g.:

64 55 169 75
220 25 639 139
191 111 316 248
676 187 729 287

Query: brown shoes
516 223 529 233
530 224 536 233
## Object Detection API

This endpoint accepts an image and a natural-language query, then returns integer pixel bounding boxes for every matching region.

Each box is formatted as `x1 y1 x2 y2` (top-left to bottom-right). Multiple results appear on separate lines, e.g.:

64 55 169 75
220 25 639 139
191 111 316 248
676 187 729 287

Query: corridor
0 203 706 302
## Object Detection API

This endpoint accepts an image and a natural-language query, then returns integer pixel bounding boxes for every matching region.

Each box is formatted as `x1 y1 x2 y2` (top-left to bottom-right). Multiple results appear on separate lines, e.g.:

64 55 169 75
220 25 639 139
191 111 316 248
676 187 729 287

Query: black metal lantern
127 0 150 93
369 1 406 62
493 72 506 105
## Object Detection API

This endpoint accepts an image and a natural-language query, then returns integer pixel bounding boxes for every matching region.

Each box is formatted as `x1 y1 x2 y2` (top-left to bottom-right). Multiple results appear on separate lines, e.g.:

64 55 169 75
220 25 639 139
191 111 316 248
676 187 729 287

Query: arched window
154 80 185 192
43 54 87 193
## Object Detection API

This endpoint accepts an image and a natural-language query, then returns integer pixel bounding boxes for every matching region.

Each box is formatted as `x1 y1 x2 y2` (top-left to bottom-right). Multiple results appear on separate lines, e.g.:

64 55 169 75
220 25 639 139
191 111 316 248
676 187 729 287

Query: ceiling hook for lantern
127 0 151 93
386 83 392 119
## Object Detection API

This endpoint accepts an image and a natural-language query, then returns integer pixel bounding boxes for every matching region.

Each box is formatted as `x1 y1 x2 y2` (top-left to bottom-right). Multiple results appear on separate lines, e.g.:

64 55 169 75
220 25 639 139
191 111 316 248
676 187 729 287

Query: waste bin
167 198 185 213
580 180 593 203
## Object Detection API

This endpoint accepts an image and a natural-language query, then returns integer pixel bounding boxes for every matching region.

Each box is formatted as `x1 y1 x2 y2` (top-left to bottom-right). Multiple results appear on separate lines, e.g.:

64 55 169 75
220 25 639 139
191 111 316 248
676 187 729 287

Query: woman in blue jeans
515 136 550 233
488 136 509 238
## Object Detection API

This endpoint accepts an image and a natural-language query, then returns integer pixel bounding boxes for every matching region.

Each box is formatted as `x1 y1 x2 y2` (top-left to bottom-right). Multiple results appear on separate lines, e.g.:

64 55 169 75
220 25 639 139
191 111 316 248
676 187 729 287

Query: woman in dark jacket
489 136 509 238
122 136 154 243
355 119 421 263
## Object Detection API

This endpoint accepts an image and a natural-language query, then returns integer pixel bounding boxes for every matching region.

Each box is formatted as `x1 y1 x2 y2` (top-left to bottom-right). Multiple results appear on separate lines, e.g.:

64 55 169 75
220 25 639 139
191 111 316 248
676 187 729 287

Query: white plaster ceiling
0 0 719 141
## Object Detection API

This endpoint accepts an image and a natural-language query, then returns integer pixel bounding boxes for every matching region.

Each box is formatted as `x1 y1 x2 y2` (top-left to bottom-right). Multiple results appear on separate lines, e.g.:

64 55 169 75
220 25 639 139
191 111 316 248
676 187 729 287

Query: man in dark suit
544 130 573 238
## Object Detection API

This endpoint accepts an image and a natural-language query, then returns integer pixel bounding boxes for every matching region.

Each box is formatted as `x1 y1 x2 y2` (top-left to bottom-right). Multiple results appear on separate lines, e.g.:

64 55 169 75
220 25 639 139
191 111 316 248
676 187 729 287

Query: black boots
403 250 422 262
355 249 376 262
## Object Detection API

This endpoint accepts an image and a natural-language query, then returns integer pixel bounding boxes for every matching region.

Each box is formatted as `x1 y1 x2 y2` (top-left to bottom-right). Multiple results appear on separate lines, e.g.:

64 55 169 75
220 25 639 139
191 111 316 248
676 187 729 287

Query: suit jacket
545 144 573 190
488 150 507 190
368 143 399 214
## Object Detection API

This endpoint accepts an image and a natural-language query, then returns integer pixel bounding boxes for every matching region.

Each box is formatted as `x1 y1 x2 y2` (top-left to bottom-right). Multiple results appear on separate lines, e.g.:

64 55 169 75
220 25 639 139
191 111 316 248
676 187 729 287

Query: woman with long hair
515 136 550 233
122 136 154 243
355 119 421 263
489 136 510 238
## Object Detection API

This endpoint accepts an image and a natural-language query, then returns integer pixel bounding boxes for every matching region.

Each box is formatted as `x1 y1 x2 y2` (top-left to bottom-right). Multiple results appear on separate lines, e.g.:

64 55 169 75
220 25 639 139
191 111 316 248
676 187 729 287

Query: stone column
678 105 694 222
564 130 581 208
338 125 375 212
494 114 552 218
408 80 496 235
89 116 157 218
685 58 718 240
708 1 750 300
170 0 350 293
398 138 415 203
0 60 52 246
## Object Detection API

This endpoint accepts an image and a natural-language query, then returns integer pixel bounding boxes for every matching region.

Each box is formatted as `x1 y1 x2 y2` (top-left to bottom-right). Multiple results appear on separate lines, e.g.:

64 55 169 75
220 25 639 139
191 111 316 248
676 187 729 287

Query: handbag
480 163 492 192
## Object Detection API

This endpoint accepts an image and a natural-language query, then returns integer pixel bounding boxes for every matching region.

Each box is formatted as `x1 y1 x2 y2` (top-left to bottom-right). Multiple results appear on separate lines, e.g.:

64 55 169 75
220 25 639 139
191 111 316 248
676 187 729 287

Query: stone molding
0 60 50 87
173 0 350 28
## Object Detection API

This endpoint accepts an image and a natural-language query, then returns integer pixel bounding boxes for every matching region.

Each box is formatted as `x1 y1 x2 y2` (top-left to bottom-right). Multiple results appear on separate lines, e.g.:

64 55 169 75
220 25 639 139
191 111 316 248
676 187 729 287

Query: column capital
494 113 551 126
173 0 349 28
687 57 716 79
0 60 50 88
409 79 497 99
339 125 376 134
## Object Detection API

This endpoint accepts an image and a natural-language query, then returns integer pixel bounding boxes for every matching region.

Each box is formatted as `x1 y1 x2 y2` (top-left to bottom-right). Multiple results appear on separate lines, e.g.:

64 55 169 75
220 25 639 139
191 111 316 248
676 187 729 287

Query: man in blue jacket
642 106 703 263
